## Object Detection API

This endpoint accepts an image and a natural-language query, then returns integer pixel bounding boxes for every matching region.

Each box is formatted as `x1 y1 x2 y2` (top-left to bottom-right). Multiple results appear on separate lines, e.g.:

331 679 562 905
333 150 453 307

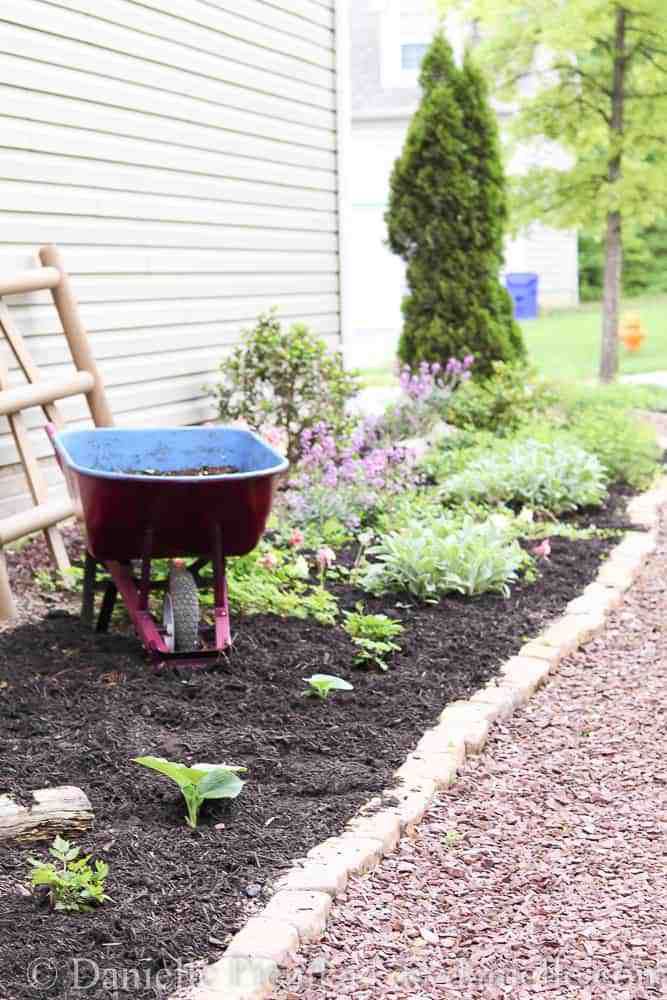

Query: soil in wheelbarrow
0 489 630 1000
120 463 239 477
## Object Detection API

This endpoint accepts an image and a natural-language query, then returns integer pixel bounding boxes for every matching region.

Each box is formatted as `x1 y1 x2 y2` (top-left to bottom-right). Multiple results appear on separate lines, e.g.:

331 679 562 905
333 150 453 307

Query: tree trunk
600 209 622 383
598 5 627 384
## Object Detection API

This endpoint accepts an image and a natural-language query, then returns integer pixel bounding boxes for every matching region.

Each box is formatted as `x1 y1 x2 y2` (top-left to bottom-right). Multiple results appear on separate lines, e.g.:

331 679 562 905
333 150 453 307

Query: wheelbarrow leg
81 552 97 628
212 525 231 650
97 580 118 633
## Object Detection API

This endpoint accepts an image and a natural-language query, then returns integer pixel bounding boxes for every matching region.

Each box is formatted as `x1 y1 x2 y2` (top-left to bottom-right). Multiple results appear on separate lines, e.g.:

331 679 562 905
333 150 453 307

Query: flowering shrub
378 357 473 440
441 440 607 514
359 516 526 600
214 310 360 464
284 420 420 531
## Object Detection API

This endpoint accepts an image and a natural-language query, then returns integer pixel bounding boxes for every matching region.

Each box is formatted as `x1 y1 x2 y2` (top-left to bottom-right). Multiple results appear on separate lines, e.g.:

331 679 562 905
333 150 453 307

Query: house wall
0 0 345 518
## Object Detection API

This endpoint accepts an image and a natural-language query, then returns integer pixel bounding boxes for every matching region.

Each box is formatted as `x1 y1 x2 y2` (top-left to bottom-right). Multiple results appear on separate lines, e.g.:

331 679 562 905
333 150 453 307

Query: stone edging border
185 475 667 1000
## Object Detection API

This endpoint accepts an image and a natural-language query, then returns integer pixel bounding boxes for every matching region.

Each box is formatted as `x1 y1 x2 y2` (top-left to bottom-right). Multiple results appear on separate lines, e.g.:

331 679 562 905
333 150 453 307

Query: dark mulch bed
0 489 630 999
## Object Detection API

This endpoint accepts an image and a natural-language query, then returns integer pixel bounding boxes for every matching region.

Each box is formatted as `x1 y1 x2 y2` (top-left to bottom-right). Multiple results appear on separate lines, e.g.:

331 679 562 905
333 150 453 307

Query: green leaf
197 768 246 800
133 755 206 790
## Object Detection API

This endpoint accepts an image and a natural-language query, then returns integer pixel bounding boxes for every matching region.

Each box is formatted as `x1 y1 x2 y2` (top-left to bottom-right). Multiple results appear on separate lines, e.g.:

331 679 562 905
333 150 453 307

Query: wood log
0 786 93 843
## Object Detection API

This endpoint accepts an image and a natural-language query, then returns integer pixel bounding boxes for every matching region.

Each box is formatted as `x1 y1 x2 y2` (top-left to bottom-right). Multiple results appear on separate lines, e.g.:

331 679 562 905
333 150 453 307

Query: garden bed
0 489 631 1000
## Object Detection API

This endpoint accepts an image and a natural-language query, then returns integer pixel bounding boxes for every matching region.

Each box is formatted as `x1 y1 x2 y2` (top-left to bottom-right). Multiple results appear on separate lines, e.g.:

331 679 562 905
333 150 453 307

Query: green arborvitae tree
385 33 524 380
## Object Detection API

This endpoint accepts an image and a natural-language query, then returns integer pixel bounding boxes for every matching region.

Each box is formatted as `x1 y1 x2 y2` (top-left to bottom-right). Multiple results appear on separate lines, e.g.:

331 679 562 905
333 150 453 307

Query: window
400 42 428 70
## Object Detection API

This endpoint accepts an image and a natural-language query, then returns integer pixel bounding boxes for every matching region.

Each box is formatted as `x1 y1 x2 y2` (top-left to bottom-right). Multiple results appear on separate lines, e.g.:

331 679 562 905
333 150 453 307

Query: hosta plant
28 836 110 913
303 674 353 700
342 605 404 671
360 516 525 601
134 757 247 828
441 441 607 514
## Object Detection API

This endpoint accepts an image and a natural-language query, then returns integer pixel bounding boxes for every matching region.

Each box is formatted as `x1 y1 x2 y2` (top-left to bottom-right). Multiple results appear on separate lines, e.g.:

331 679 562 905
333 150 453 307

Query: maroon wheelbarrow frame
48 425 288 669
79 531 232 668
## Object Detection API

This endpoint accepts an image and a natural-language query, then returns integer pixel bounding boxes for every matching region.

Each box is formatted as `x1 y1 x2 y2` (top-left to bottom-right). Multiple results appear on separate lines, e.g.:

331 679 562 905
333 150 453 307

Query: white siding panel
42 0 336 70
0 119 337 192
0 0 344 515
0 87 336 172
0 31 336 122
0 55 336 142
0 1 335 92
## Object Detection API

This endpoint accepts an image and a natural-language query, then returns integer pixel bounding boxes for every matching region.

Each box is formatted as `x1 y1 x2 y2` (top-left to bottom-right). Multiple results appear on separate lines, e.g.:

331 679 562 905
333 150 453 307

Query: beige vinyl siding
0 0 342 519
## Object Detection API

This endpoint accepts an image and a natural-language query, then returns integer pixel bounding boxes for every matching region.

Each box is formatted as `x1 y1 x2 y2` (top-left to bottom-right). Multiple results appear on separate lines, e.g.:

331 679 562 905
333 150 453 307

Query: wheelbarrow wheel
164 565 200 652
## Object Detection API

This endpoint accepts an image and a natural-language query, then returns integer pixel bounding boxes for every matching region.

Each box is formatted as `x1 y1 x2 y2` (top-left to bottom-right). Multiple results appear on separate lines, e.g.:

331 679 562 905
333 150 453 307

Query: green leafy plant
523 402 661 491
342 605 404 671
303 674 354 700
223 548 339 625
214 310 359 464
441 440 607 514
445 362 556 435
134 757 247 829
28 836 110 913
360 516 526 601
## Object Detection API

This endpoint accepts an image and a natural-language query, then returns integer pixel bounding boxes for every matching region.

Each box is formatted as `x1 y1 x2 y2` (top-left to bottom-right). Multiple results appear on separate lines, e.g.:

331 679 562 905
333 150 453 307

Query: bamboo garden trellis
0 245 113 619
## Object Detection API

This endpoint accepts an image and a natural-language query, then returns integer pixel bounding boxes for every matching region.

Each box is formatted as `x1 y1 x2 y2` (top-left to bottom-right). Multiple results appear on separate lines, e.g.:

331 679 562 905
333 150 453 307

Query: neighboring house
347 0 578 370
0 0 349 517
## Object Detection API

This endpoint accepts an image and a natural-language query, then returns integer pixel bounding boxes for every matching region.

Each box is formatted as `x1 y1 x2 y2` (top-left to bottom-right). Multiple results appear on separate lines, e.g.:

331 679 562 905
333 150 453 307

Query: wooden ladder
0 245 114 618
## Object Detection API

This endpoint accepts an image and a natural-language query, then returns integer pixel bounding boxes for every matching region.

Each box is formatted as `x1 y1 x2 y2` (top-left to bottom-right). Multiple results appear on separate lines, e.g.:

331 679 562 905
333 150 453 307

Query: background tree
385 33 524 379
441 0 667 382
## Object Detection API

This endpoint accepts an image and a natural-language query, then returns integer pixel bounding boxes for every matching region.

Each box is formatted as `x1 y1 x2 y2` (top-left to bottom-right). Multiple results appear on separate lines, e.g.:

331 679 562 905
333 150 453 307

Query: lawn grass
358 293 667 387
523 293 667 380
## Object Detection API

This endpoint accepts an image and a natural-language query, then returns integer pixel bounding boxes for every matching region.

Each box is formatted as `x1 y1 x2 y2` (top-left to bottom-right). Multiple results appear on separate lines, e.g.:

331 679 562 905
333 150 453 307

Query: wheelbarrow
49 426 288 668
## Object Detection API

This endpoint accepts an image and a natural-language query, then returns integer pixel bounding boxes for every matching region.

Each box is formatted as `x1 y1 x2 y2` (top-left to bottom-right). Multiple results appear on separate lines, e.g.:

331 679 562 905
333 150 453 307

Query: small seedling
443 830 463 849
28 835 110 913
303 674 353 700
342 605 404 671
134 756 247 828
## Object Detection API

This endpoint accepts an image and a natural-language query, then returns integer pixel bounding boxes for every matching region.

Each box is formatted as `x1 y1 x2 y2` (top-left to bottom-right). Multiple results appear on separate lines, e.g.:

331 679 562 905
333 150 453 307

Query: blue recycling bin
505 273 539 320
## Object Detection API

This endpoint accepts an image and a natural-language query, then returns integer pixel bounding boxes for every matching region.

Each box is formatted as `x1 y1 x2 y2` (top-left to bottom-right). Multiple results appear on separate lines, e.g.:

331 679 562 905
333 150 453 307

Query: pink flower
316 547 336 571
289 529 304 548
532 538 551 560
259 552 278 571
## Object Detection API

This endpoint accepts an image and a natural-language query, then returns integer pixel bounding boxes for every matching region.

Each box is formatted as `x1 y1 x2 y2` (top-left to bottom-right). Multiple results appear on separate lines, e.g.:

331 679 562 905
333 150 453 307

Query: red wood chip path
269 523 667 999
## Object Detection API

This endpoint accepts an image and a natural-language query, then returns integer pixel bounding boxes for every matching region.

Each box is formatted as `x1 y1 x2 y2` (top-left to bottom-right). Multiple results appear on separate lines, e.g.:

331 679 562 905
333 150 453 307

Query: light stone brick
394 749 459 788
595 562 635 590
539 617 587 655
194 954 278 1000
262 890 331 943
225 917 299 966
435 717 490 754
307 835 383 875
499 657 551 700
275 860 349 897
582 582 623 609
469 683 522 721
390 779 437 833
415 725 466 764
518 641 563 666
345 810 401 853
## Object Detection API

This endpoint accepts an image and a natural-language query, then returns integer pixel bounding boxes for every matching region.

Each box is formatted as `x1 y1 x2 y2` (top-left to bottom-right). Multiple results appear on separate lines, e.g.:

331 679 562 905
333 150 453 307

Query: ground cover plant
342 606 404 670
28 836 110 914
440 441 608 513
